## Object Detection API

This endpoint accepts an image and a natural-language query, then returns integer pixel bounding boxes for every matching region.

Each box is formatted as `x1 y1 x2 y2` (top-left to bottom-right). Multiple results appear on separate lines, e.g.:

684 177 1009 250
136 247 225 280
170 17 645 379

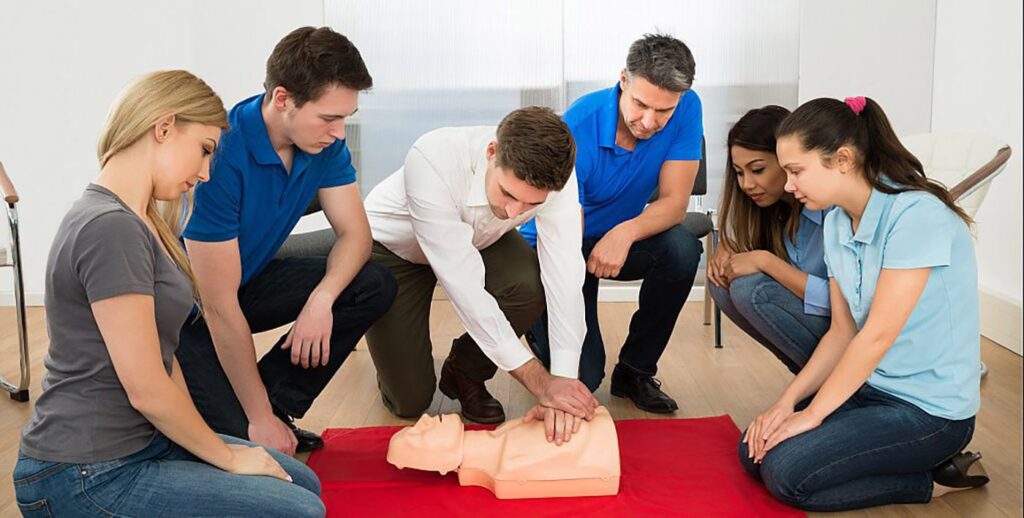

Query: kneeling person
365 107 597 427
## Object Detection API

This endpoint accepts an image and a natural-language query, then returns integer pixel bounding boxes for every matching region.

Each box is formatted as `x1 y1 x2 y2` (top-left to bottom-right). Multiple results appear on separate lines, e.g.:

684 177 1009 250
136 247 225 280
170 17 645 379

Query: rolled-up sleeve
803 274 831 316
534 171 586 378
404 147 533 372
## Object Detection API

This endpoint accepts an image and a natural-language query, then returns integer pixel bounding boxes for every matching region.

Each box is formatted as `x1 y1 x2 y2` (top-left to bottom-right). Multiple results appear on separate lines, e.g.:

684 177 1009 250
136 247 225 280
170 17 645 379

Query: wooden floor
1 302 1021 517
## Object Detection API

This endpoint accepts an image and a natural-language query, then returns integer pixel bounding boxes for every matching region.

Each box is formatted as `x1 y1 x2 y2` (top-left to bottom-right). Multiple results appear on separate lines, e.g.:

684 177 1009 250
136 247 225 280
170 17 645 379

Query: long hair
718 105 798 260
776 97 971 224
96 70 228 301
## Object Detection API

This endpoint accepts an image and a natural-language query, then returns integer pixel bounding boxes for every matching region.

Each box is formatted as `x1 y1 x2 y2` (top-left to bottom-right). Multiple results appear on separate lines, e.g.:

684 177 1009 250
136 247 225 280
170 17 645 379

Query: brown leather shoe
438 355 506 424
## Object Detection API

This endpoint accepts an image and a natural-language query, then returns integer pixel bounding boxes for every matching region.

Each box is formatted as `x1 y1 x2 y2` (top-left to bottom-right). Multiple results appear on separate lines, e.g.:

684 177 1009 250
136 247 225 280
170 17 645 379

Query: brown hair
494 106 576 191
264 26 372 107
777 97 971 224
718 105 798 259
97 70 228 301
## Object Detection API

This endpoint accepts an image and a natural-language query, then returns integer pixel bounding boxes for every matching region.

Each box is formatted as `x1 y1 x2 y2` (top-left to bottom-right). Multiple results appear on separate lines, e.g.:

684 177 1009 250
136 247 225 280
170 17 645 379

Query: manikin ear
832 146 856 173
153 114 176 143
414 414 434 428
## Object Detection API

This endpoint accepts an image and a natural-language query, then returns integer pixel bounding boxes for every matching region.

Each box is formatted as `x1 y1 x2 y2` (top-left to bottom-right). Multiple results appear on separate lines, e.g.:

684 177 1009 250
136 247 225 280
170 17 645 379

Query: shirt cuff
803 274 831 316
549 349 582 379
494 340 535 373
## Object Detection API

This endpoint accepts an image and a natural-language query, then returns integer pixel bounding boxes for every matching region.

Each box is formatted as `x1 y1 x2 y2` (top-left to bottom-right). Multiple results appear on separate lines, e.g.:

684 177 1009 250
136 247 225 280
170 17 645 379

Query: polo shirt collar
851 187 890 244
597 83 621 150
240 94 282 167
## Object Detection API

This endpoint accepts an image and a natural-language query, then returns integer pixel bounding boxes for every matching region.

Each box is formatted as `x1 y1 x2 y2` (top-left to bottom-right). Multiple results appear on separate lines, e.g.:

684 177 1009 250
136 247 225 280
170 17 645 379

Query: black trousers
175 257 396 438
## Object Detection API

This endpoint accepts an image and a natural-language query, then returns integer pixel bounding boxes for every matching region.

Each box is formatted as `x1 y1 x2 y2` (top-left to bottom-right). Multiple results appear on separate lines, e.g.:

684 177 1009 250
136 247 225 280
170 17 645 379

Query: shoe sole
610 386 678 414
438 377 507 425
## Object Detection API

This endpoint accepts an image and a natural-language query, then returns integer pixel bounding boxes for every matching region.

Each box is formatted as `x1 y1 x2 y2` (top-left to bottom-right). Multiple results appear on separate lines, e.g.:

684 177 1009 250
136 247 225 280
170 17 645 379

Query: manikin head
387 414 465 475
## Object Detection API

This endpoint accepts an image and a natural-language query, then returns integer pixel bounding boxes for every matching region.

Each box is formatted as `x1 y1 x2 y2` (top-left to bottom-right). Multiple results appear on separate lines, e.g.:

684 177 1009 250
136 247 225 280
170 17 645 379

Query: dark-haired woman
738 96 987 511
708 105 831 375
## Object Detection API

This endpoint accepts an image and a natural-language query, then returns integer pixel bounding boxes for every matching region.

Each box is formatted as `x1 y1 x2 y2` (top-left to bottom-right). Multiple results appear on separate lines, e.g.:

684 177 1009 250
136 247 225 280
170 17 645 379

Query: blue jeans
13 434 325 517
738 384 975 511
531 224 702 391
708 272 830 374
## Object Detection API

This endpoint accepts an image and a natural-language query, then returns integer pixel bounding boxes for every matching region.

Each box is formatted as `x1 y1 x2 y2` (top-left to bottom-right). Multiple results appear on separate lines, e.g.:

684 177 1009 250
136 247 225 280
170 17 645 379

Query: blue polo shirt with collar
784 207 832 316
823 186 980 420
184 93 356 286
520 83 703 243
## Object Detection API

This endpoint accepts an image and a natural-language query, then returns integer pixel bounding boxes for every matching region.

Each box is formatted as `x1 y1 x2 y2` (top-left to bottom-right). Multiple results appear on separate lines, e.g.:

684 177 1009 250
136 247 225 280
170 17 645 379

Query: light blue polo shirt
520 83 703 243
823 187 980 420
184 93 356 286
785 207 831 316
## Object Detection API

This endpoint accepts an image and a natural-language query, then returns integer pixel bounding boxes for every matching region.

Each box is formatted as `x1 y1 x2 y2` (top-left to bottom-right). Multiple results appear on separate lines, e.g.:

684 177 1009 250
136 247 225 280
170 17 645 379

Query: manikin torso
387 407 620 499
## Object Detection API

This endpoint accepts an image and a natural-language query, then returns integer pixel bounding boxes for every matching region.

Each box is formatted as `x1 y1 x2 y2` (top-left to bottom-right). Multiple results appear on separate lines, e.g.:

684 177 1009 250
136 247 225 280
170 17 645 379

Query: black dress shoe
609 363 678 414
438 355 506 424
932 451 990 489
273 409 325 453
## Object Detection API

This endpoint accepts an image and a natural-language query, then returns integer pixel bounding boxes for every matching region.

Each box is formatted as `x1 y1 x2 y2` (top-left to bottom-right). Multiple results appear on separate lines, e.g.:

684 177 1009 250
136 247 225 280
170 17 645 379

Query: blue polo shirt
184 93 356 286
823 187 980 420
520 83 703 243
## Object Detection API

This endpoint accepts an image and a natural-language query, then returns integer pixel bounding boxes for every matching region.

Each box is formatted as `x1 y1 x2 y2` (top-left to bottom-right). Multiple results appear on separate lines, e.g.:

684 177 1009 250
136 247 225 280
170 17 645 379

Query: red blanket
307 415 803 517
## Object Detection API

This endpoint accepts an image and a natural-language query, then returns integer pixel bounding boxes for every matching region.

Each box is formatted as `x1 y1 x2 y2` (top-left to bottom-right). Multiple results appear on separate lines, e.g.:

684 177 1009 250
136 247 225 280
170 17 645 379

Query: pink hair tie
844 96 867 115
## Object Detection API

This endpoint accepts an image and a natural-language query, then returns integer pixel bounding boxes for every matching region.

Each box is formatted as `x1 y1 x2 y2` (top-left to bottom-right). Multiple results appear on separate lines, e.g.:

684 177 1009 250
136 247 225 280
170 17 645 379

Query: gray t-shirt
20 184 194 463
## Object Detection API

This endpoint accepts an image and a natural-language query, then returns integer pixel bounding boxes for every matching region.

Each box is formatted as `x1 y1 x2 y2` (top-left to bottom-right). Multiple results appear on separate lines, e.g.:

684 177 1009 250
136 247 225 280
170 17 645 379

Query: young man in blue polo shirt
522 34 704 413
176 27 397 455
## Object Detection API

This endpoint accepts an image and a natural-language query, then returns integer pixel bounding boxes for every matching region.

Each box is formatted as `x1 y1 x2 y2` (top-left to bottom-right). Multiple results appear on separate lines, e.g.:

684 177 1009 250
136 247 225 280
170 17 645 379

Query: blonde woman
13 71 324 517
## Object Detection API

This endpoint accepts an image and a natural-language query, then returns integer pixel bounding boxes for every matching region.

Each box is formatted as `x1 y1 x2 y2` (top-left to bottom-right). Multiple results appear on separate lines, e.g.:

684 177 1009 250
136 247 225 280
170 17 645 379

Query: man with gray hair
520 33 703 413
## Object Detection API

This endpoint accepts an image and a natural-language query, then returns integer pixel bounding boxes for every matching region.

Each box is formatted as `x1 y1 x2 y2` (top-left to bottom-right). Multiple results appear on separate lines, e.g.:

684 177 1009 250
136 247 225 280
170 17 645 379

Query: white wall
798 0 937 135
932 0 1023 353
0 0 323 304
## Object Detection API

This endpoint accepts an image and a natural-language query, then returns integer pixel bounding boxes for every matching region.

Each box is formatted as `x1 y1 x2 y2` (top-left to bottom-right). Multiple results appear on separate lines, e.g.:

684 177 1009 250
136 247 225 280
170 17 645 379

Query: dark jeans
176 257 396 438
738 385 975 511
13 434 323 517
708 272 830 374
531 224 702 390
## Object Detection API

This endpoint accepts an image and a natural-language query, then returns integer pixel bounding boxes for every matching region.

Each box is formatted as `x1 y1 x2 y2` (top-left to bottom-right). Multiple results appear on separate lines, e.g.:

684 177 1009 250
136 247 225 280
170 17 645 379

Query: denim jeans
13 434 325 517
738 384 975 511
531 224 702 391
708 272 830 374
176 257 397 438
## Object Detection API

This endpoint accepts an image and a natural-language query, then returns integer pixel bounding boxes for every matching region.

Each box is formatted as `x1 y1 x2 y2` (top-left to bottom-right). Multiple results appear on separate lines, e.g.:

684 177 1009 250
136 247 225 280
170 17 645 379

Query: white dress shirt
365 126 586 377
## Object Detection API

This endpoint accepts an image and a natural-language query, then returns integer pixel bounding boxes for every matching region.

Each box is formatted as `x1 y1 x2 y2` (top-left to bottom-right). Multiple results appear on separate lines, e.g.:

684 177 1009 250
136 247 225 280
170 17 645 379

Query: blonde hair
97 70 227 300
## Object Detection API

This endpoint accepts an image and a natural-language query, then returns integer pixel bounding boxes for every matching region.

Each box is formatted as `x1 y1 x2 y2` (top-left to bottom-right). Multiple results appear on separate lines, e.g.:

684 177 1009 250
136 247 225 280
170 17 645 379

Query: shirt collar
849 187 890 245
597 83 622 150
239 94 283 167
802 207 826 226
466 148 490 207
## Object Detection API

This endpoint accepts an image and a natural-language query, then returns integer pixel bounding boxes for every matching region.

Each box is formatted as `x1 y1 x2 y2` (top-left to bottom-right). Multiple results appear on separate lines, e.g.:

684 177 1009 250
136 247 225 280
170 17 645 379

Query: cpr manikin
387 406 620 499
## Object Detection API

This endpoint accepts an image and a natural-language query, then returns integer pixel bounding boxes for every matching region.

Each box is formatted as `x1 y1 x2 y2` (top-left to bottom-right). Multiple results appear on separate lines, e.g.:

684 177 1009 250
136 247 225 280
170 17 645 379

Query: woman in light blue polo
707 105 831 374
737 96 988 511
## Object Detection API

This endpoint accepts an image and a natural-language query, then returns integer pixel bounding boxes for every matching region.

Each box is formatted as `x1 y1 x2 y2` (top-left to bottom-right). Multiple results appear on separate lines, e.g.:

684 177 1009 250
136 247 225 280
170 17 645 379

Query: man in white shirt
364 107 598 434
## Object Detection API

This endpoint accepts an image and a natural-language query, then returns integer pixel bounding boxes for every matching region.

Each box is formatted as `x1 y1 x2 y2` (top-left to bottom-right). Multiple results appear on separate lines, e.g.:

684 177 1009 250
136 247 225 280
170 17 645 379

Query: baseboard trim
979 289 1023 356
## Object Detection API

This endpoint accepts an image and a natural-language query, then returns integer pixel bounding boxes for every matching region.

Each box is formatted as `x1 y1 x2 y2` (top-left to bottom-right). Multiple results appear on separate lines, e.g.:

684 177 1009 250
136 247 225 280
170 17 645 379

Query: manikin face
618 72 682 140
776 135 849 211
150 118 220 201
483 141 551 220
387 414 465 473
730 145 788 208
277 84 359 154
